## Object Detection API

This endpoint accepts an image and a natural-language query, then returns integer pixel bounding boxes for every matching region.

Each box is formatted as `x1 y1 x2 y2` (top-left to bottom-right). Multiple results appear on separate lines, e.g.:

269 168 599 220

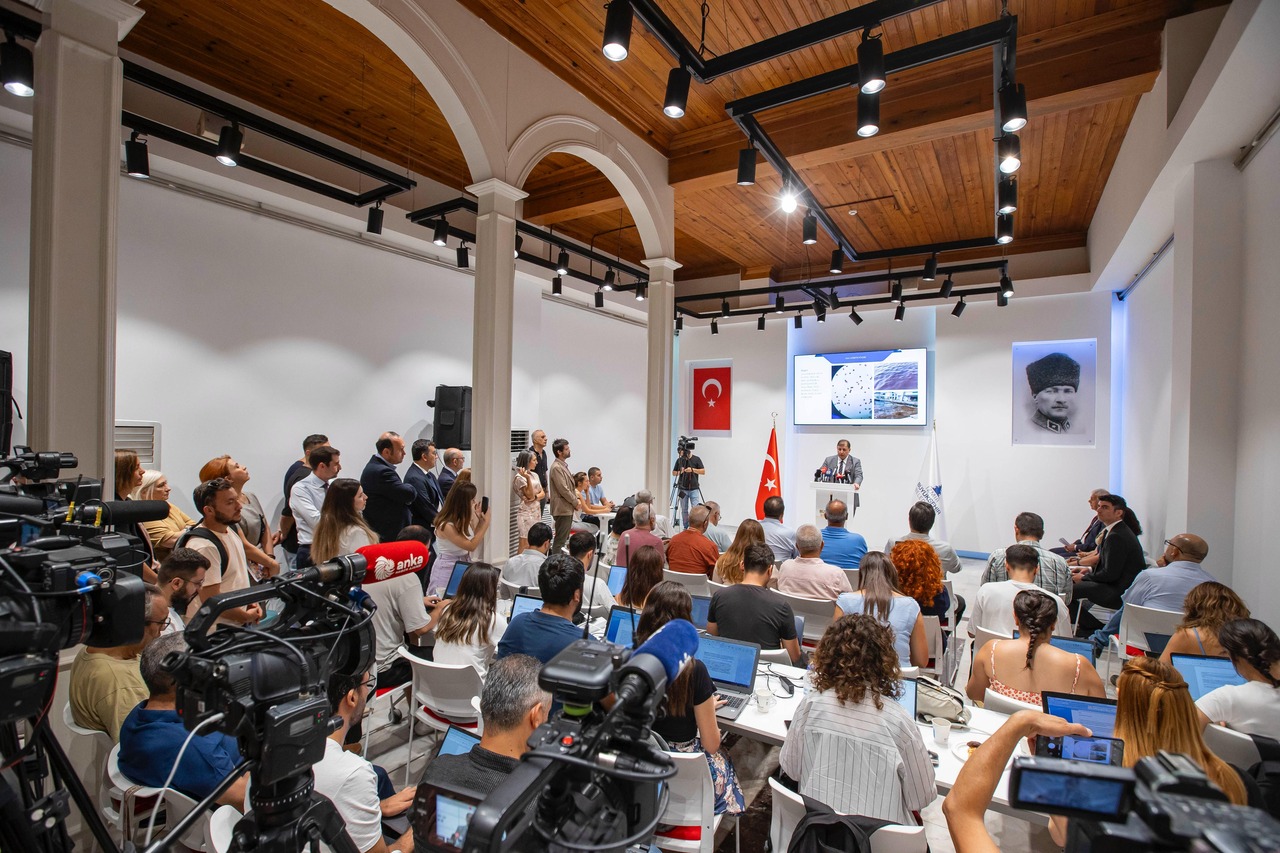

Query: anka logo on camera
374 553 424 580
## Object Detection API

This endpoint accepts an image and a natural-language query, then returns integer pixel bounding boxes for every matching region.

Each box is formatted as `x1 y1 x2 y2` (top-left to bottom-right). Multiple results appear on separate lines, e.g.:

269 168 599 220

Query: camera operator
942 710 1092 853
671 441 705 530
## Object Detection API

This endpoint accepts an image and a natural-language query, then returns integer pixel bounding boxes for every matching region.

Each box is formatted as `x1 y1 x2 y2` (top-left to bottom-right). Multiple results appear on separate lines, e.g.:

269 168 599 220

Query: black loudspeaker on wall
429 385 472 450
1 350 13 456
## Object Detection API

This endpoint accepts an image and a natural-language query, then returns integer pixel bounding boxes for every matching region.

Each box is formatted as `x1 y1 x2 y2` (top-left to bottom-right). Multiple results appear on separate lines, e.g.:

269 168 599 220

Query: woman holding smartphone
429 481 490 593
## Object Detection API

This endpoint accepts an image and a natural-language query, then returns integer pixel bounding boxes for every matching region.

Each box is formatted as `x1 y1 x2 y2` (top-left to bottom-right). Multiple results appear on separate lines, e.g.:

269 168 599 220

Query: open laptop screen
690 595 711 629
1171 654 1247 701
607 565 627 597
696 636 758 690
444 561 471 598
511 594 541 620
1049 636 1096 665
894 678 918 718
605 606 638 647
435 725 481 758
1042 693 1117 739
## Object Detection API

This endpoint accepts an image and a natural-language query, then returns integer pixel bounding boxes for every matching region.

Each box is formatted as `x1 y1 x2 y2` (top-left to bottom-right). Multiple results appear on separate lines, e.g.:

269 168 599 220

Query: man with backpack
179 477 261 627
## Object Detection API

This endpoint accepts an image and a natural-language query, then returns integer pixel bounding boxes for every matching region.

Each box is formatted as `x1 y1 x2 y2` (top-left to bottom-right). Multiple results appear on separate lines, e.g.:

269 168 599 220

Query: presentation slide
793 349 928 425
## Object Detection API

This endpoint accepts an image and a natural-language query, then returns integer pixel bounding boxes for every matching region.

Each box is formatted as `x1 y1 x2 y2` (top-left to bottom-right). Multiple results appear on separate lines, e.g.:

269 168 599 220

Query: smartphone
481 496 490 514
1034 734 1125 766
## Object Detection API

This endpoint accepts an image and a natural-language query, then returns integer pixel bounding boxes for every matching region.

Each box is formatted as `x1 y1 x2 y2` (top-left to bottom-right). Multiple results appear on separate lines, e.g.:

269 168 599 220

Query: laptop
443 561 471 599
607 565 628 597
1049 636 1097 665
690 594 711 630
511 593 542 620
434 725 481 759
894 677 918 719
1042 692 1118 739
1170 654 1247 701
696 635 760 721
605 606 639 648
794 615 806 643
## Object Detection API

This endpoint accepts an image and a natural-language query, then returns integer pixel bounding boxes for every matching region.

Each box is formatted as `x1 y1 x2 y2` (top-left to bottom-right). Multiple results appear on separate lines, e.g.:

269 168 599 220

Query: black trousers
1070 580 1124 636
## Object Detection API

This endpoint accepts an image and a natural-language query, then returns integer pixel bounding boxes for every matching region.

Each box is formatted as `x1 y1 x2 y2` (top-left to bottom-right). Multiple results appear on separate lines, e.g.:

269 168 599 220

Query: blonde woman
135 470 195 560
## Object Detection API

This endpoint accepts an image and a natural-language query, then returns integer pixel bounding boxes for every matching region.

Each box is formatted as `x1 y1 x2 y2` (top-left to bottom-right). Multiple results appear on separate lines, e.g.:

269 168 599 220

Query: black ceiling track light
215 122 243 167
737 142 757 186
664 65 691 118
433 219 449 246
456 242 470 269
1 29 34 97
125 132 150 179
367 201 384 235
829 250 845 275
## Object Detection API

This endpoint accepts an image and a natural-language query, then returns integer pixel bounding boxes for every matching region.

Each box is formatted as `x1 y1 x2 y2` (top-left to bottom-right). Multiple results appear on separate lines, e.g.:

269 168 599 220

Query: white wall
0 140 29 450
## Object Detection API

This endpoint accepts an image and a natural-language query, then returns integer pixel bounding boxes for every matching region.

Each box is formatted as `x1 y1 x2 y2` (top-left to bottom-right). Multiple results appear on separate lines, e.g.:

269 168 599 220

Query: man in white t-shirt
569 530 617 620
182 478 261 626
969 544 1070 638
366 568 436 688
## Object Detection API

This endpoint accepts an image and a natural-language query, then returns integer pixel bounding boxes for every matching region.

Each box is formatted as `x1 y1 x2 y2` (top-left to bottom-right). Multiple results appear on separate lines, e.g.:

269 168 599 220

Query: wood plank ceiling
120 0 1222 282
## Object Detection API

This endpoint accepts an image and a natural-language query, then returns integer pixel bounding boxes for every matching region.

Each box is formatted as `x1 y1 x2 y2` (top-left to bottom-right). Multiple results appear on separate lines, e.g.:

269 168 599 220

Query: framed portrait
1011 339 1096 447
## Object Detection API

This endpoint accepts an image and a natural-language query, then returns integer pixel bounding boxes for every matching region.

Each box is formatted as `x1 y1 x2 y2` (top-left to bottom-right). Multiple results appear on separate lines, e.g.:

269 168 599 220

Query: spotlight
125 132 150 179
999 82 1028 133
556 249 570 276
721 298 731 317
894 302 905 322
602 0 633 61
952 298 966 317
816 304 827 323
711 319 719 335
433 219 449 246
891 279 903 302
595 288 605 308
998 134 1021 174
940 275 954 299
1000 271 1014 297
552 275 563 295
794 314 803 329
603 268 615 290
1 32 34 98
780 184 798 214
663 66 691 118
828 290 841 308
997 176 1018 215
737 146 756 186
215 122 243 167
829 250 844 275
775 294 785 313
635 282 647 301
802 211 818 245
849 306 864 325
923 253 937 282
997 213 1014 244
675 316 683 332
857 32 885 95
856 90 880 138
515 234 523 259
456 243 470 269
997 291 1009 307
757 315 766 331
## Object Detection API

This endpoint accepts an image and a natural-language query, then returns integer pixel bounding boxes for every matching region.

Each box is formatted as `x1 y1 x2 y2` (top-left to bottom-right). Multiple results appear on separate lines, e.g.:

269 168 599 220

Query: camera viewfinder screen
1016 769 1126 817
432 794 477 852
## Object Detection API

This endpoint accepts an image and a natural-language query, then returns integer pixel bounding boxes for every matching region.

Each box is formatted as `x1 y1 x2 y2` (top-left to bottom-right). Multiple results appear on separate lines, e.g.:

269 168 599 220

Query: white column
644 257 680 517
466 178 526 562
26 0 142 482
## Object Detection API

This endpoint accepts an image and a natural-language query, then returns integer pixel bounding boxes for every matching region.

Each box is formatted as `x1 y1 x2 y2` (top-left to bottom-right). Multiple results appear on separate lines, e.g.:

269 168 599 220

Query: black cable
523 747 676 782
531 784 670 851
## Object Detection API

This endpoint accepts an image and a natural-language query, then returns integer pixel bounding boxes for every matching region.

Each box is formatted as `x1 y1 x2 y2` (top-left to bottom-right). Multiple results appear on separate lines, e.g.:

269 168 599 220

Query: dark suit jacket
360 454 415 543
1090 522 1145 592
405 463 442 531
530 447 549 493
439 467 458 502
819 454 863 509
1075 517 1104 553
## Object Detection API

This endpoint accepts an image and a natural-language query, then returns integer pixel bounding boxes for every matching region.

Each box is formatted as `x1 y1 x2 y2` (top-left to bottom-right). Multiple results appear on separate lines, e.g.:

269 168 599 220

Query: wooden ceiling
120 0 1223 282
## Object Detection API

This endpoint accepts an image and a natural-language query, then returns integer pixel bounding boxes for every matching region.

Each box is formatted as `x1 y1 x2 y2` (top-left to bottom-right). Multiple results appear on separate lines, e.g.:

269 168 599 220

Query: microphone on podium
814 466 828 483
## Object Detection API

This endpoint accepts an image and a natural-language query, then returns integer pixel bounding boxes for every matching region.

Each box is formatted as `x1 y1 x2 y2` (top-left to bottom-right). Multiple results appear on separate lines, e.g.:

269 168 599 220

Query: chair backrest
776 590 835 644
205 805 241 853
398 650 484 721
843 569 859 591
656 751 716 853
62 703 112 814
1118 604 1183 654
870 825 928 853
759 647 792 665
106 744 205 849
942 578 956 625
1204 723 1263 769
972 626 1013 658
983 687 1040 715
499 576 539 599
768 776 927 853
922 615 944 664
663 568 711 597
708 579 730 591
899 665 920 679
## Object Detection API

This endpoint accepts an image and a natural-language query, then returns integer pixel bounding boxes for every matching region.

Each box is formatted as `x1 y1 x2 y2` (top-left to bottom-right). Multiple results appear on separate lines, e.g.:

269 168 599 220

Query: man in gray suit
820 439 863 514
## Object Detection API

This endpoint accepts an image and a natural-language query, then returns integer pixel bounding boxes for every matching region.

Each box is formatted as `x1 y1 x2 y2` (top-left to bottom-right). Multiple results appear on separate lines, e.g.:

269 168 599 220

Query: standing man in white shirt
290 445 341 569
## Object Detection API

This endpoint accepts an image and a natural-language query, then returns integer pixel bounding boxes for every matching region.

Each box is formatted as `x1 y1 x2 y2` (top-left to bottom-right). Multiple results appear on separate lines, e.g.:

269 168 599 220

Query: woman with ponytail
1195 618 1280 739
966 589 1105 705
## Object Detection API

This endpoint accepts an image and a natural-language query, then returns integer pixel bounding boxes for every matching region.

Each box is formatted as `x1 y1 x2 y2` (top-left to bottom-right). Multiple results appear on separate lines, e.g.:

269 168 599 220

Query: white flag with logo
914 423 946 541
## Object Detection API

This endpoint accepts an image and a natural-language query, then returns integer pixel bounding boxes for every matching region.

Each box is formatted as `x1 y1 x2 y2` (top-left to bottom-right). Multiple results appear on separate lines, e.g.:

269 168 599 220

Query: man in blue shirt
819 499 867 569
497 554 584 664
759 496 798 561
586 467 614 510
118 632 248 806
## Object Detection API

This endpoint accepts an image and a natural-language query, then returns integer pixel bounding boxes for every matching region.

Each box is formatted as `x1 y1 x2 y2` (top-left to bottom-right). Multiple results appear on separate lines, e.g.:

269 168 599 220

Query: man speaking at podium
819 440 863 515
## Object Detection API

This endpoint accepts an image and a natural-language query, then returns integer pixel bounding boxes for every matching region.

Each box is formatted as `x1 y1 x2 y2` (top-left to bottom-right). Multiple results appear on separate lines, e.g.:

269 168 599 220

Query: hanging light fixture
997 176 1018 215
635 281 647 301
432 220 449 246
125 132 150 179
829 250 844 275
675 316 683 332
556 249 570 276
998 134 1021 174
816 304 827 323
923 253 938 282
828 290 841 309
856 90 880 138
514 234 523 259
891 279 903 302
894 303 905 322
849 306 864 325
952 297 967 317
775 294 785 313
757 315 766 331
663 66 691 118
603 268 616 291
551 275 563 295
940 275 955 299
456 243 470 269
780 182 799 214
999 81 1028 133
999 270 1014 297
997 213 1014 244
794 314 803 329
215 122 243 167
997 291 1009 307
711 318 719 335
802 211 818 245
602 0 633 61
1 32 34 98
737 144 756 186
721 298 731 317
857 31 885 94
595 288 605 308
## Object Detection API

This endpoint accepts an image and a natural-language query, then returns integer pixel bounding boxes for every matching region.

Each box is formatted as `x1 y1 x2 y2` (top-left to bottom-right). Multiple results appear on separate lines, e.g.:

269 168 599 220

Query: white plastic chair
499 576 538 600
776 590 835 647
843 569 859 591
653 751 736 853
1204 724 1262 769
1106 604 1183 681
62 704 113 820
767 778 926 852
708 579 730 592
899 665 920 679
983 687 1040 715
397 648 483 785
105 744 205 849
205 805 241 853
921 615 952 683
663 568 711 597
969 626 1013 682
759 647 793 665
362 658 411 754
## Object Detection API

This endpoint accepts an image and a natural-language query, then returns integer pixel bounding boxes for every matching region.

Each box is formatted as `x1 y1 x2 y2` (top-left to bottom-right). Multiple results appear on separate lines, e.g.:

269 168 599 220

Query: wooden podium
809 481 861 525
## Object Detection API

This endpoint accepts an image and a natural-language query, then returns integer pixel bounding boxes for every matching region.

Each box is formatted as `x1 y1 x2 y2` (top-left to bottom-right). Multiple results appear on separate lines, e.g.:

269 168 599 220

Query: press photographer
670 436 704 530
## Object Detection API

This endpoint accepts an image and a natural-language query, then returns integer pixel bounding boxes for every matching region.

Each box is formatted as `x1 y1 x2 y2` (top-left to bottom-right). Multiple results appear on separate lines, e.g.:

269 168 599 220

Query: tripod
228 772 359 853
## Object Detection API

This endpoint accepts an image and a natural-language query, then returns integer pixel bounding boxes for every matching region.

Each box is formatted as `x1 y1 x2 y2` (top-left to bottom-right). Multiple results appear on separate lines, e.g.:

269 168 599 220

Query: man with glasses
155 547 209 635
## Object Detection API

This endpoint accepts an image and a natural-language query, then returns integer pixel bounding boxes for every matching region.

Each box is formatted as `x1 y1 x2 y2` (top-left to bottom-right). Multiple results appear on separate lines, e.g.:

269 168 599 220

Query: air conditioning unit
115 421 161 468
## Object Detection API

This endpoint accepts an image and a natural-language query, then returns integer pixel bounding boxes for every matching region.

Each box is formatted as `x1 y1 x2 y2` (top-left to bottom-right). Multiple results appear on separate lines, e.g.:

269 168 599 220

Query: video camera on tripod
413 619 700 853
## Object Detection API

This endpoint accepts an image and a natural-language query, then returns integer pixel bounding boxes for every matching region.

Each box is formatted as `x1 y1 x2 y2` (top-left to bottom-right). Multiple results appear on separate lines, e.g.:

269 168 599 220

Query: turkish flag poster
689 359 732 437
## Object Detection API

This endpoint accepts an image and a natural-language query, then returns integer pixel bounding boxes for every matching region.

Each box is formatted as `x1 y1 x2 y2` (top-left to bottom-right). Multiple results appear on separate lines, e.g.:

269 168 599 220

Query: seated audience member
775 524 854 600
835 552 927 668
155 547 208 635
819 499 867 570
967 590 1104 706
135 470 195 561
364 537 434 688
780 615 935 823
759 496 797 562
317 666 415 853
200 454 278 580
1050 487 1108 558
969 544 1070 638
1159 581 1250 663
702 501 733 552
616 545 664 610
634 489 674 539
415 655 551 799
665 505 719 577
886 500 965 620
70 583 167 741
890 539 947 618
183 478 263 627
311 478 379 563
503 521 552 590
574 471 604 531
601 505 633 567
429 481 491 594
707 544 801 664
981 512 1072 602
586 466 614 511
497 554 584 664
616 502 665 566
119 633 247 806
1069 493 1146 635
568 530 618 619
395 524 434 595
1069 495 1143 575
433 563 506 679
114 449 158 582
1196 618 1280 739
636 582 745 814
713 519 764 585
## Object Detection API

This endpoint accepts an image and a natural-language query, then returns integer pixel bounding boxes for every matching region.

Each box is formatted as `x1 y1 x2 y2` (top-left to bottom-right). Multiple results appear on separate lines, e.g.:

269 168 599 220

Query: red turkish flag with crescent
755 427 782 519
691 364 732 436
